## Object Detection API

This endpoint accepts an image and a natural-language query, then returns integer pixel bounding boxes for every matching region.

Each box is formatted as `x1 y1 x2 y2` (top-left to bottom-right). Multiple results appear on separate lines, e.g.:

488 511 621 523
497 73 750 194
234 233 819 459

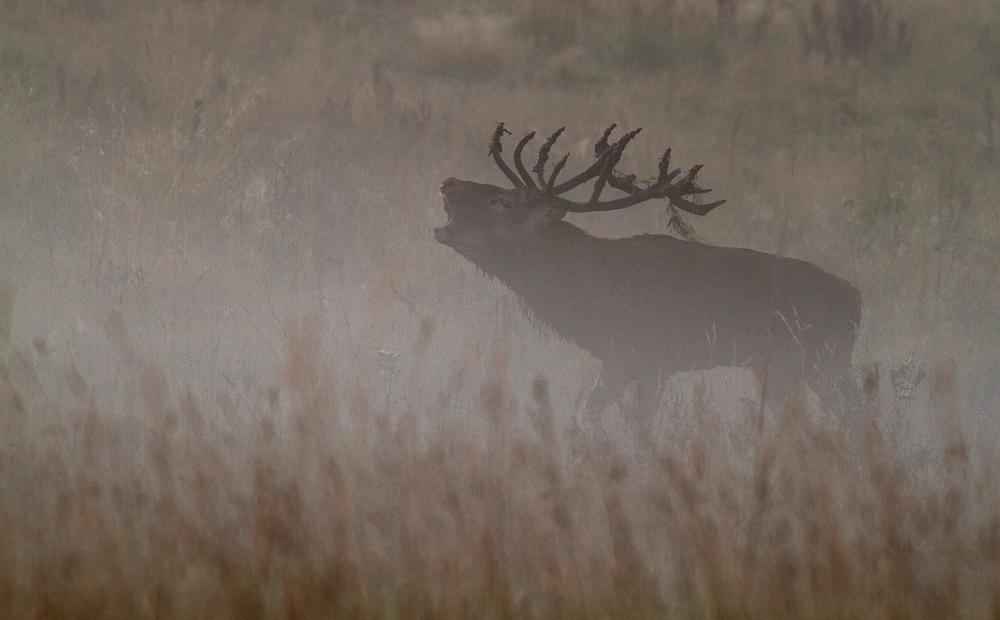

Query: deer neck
457 222 618 351
460 222 591 284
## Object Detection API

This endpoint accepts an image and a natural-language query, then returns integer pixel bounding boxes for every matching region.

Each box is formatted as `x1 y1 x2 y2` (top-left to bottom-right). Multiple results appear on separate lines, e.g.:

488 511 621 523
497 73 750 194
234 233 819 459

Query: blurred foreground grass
2 315 1000 617
2 0 1000 617
4 306 1000 617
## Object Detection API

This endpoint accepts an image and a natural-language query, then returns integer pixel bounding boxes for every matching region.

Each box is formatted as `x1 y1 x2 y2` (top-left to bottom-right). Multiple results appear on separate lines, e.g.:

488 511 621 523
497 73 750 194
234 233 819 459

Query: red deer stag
434 123 860 436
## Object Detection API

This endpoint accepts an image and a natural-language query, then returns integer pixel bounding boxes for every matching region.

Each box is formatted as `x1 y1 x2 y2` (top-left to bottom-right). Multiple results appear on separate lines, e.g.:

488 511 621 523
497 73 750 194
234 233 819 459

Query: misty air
1 1 999 618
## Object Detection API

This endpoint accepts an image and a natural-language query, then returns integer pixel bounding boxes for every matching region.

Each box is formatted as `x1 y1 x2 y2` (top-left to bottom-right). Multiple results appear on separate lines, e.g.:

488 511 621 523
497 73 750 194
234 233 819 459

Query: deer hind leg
808 338 858 417
752 358 804 417
621 366 664 448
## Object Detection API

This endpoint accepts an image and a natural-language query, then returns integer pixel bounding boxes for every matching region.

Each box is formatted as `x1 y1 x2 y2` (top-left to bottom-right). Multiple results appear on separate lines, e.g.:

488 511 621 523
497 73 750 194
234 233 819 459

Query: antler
532 127 565 188
489 123 523 188
512 132 538 190
489 123 726 216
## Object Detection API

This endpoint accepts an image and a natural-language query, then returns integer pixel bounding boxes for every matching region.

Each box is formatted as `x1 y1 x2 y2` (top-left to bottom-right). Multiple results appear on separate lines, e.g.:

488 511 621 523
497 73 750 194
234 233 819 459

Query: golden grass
2 316 1000 618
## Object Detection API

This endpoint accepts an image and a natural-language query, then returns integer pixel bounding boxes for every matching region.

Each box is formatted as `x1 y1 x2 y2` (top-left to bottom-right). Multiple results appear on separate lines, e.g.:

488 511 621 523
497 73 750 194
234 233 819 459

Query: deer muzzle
434 179 459 244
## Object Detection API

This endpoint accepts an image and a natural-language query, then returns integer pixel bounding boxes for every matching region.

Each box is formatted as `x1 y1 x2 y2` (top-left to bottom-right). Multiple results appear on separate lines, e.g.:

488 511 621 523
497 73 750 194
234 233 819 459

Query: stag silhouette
435 123 860 437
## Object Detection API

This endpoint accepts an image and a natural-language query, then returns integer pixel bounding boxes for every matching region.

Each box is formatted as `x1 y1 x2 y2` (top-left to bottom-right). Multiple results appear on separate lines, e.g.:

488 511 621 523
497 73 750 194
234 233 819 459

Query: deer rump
435 123 861 426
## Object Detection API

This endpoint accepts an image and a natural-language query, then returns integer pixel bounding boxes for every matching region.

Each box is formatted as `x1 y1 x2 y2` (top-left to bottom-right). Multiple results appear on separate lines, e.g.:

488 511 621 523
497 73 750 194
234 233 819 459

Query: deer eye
489 197 513 210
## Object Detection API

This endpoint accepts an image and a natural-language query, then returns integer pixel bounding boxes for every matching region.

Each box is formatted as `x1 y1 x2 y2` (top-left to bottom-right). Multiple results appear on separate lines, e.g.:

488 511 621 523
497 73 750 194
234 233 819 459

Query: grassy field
2 0 1000 617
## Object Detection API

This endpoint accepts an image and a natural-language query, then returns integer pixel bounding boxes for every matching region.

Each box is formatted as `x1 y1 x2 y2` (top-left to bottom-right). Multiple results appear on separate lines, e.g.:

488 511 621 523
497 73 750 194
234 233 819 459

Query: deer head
434 123 726 249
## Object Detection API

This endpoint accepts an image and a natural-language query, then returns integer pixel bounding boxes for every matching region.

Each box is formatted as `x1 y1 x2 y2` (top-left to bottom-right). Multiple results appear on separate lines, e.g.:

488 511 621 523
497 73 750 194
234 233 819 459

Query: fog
2 1 999 617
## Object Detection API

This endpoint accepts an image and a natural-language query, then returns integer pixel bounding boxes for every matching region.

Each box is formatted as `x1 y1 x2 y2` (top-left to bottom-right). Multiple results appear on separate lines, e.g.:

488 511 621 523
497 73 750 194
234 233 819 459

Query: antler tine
661 164 726 214
615 127 643 154
546 153 570 194
552 127 642 195
556 181 719 214
657 148 672 183
532 127 565 187
489 123 524 188
670 196 727 216
594 123 617 157
513 132 538 190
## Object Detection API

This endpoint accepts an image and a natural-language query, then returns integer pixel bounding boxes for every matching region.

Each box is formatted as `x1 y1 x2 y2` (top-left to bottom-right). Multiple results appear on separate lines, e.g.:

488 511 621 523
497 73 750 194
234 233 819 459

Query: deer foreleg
629 366 664 446
576 361 632 448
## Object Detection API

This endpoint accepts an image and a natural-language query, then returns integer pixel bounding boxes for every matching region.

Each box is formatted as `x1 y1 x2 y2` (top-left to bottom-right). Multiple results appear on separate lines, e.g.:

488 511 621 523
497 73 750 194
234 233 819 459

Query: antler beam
556 164 726 214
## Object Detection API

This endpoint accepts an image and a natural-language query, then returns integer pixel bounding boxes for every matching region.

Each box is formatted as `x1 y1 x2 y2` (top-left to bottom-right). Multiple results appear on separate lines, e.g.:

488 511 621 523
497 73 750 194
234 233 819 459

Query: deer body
435 125 860 433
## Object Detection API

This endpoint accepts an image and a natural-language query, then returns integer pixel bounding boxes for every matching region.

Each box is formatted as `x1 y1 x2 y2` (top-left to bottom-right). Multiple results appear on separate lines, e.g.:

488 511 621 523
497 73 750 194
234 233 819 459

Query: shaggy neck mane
453 221 663 356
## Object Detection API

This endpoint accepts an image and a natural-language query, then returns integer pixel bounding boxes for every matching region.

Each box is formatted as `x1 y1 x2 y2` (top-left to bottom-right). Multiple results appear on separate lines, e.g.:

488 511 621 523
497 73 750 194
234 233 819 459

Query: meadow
2 0 1000 616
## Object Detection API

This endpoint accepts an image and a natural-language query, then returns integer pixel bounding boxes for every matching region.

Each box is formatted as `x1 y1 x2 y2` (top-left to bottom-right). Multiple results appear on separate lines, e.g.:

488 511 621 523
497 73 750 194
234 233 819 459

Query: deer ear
525 203 566 234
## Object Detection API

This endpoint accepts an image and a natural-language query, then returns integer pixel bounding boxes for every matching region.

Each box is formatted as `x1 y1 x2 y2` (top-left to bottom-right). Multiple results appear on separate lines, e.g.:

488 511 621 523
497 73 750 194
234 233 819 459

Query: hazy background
2 0 1000 617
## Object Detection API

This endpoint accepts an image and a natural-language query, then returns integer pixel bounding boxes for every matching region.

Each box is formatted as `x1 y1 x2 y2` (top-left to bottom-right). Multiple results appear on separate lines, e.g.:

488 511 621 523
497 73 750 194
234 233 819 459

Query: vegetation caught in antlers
490 122 726 216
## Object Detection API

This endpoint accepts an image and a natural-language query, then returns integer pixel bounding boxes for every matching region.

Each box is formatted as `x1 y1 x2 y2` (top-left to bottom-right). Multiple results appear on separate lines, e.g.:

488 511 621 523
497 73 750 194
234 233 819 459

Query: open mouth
433 221 453 243
433 190 456 243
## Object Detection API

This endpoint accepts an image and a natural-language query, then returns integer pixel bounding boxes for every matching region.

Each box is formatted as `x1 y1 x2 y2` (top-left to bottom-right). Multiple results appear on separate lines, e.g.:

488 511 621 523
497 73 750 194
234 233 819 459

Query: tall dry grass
2 310 1000 617
2 0 1000 617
